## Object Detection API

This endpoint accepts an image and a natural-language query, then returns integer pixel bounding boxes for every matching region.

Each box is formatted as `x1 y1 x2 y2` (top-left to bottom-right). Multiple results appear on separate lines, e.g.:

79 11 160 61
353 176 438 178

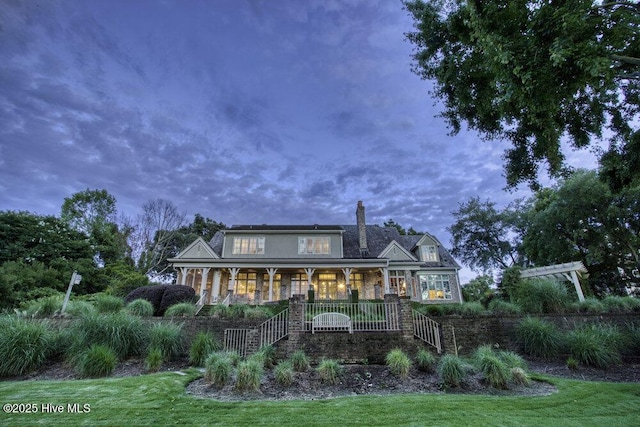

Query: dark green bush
126 299 154 317
515 317 563 359
67 312 149 362
274 361 294 386
386 348 411 378
437 354 467 388
570 297 606 314
76 344 117 378
602 296 640 313
148 322 184 360
566 323 623 368
290 350 309 372
316 359 343 385
124 285 195 316
204 352 233 386
145 348 163 372
473 345 510 389
189 332 221 367
235 360 264 392
22 294 63 317
164 302 196 317
514 279 571 314
0 317 56 377
487 299 522 315
93 294 125 313
415 348 437 373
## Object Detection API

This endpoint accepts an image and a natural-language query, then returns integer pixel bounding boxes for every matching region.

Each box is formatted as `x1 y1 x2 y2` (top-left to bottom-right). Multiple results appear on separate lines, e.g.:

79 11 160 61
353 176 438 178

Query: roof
207 225 460 269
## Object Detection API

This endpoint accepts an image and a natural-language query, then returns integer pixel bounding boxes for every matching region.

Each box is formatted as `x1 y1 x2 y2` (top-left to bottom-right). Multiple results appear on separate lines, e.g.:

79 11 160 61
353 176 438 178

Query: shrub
204 352 233 386
93 294 125 313
148 322 184 360
235 360 264 392
189 332 221 367
570 297 606 314
423 304 445 316
602 296 640 313
437 354 467 388
64 300 97 318
386 348 412 379
145 348 163 372
76 344 117 378
229 304 250 319
473 346 510 389
514 279 571 314
0 317 55 377
67 312 149 362
498 350 527 370
316 359 343 385
624 323 640 357
164 303 196 317
510 367 530 386
566 323 623 369
515 317 562 359
566 357 579 370
255 345 277 369
459 301 486 316
290 350 310 372
487 299 522 315
23 294 63 317
274 361 294 386
126 299 154 317
124 285 195 316
415 348 437 373
244 306 272 320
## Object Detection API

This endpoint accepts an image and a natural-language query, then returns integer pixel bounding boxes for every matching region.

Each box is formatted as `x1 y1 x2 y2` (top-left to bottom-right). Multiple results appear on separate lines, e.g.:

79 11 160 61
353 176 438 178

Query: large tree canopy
404 0 640 189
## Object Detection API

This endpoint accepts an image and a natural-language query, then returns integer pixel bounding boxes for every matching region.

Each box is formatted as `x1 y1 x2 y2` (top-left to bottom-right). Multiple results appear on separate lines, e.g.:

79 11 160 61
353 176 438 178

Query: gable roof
174 237 219 259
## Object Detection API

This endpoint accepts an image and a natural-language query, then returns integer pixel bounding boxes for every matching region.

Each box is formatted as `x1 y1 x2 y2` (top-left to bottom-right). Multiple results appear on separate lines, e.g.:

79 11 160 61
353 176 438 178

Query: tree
133 199 187 277
61 189 130 265
384 219 407 235
461 275 494 304
404 0 640 189
447 197 521 272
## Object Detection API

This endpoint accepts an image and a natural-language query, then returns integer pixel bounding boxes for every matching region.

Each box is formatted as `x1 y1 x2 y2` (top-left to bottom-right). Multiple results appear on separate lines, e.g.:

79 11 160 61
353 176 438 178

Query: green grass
0 372 639 426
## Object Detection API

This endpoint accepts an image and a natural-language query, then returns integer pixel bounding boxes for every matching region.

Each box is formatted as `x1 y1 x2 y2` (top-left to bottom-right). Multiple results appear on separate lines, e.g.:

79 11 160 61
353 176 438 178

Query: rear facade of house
169 202 462 305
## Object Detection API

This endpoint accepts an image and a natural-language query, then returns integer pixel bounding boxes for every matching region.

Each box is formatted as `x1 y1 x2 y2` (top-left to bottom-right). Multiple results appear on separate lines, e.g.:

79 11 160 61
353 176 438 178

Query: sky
0 0 600 283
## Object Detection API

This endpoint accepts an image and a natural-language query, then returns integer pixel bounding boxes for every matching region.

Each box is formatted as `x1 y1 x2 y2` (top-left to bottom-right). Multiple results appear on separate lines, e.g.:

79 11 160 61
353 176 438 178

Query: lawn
1 370 639 426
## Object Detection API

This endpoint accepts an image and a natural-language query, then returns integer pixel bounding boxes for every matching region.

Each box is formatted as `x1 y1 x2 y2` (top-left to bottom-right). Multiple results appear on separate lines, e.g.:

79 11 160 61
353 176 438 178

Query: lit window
421 245 438 262
298 237 330 254
389 270 408 296
290 273 309 296
232 237 265 254
419 274 452 300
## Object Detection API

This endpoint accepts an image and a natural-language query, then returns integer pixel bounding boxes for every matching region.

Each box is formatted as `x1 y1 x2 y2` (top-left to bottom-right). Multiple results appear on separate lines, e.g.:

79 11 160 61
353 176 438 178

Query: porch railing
224 328 251 358
303 302 400 332
259 308 289 347
412 311 442 353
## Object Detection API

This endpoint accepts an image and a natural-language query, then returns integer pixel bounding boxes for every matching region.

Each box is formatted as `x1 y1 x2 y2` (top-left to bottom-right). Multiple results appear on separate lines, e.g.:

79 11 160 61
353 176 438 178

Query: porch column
200 268 210 301
342 267 353 294
179 267 188 285
266 268 278 302
304 268 315 291
380 267 390 294
212 270 221 303
228 267 240 292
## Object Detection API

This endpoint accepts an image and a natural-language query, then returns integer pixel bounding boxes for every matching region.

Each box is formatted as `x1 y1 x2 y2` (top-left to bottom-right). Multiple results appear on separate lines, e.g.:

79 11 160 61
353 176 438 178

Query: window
421 245 438 262
298 236 330 254
235 272 257 296
317 273 338 299
232 237 265 254
290 273 309 296
349 273 364 296
262 273 281 302
419 274 452 300
389 270 408 296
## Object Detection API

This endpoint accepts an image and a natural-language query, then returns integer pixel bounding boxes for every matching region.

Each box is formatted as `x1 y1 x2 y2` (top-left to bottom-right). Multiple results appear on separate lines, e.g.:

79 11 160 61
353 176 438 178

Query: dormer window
232 237 265 254
421 245 438 262
298 236 330 254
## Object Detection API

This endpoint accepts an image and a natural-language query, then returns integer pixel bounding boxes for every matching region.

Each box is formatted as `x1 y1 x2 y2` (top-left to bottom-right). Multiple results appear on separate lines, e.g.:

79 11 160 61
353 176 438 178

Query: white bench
312 312 353 334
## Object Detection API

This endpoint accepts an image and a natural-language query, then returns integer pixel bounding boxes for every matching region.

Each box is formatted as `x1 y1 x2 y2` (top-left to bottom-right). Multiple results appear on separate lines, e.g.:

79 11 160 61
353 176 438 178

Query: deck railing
259 308 289 347
224 328 251 358
303 302 400 332
412 311 442 353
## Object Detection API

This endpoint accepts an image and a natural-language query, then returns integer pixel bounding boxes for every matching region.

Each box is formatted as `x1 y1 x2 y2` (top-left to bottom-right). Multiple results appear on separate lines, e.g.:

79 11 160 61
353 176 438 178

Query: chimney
356 201 369 257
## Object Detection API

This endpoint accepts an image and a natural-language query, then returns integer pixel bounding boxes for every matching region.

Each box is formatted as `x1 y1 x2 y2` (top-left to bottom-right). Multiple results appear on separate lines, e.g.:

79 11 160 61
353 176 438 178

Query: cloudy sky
0 0 599 282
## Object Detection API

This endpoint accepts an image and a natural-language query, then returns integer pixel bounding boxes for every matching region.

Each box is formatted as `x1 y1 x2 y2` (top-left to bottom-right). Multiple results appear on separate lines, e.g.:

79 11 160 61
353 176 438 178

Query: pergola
519 261 588 302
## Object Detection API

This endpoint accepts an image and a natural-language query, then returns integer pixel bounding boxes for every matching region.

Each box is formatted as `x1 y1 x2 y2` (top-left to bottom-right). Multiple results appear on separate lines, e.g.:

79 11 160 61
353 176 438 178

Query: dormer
379 241 417 261
414 234 440 263
173 237 219 259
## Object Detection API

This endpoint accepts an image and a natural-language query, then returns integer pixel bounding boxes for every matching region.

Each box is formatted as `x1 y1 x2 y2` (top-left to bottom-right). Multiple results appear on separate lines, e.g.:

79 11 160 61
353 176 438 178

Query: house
169 201 463 305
